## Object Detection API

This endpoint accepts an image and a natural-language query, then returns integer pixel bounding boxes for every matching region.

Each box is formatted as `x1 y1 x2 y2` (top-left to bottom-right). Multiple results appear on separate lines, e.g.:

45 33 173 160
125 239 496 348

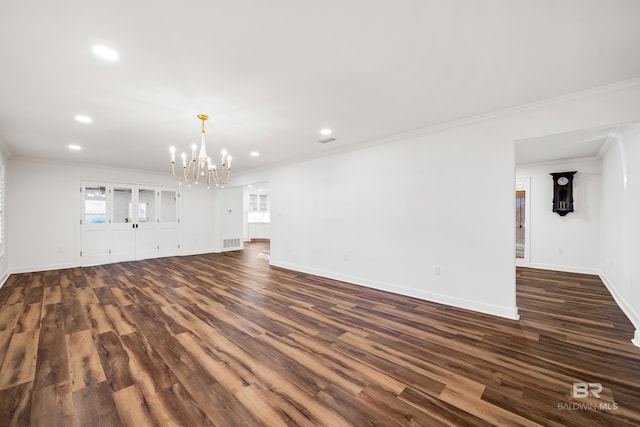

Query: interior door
111 184 136 262
135 187 159 260
80 182 110 265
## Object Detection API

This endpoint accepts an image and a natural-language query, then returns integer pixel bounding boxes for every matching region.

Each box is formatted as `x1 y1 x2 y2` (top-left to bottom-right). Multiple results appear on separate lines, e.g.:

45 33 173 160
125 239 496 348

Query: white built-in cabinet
247 192 270 239
79 181 180 265
248 193 269 212
248 222 271 239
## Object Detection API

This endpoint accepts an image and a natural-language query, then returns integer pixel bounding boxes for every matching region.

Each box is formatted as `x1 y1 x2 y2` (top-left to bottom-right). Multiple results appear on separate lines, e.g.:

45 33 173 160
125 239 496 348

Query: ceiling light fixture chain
170 114 231 188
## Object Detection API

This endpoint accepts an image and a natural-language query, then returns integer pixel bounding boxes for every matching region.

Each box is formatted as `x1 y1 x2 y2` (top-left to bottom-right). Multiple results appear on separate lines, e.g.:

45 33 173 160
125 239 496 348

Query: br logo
572 382 602 399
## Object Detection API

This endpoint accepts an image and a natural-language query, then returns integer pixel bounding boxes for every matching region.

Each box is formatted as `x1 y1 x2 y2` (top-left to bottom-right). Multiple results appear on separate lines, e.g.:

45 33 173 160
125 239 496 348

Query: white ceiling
515 126 618 165
1 1 640 174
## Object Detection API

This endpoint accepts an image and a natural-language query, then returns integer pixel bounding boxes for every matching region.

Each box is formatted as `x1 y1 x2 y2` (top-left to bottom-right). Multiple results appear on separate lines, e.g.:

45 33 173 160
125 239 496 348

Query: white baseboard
270 259 520 320
528 262 599 275
599 272 640 347
179 248 220 256
10 262 77 275
220 245 244 253
0 272 9 289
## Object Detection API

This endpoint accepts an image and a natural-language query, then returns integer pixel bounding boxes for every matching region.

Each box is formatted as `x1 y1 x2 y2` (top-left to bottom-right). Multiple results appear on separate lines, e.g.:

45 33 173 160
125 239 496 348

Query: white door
80 182 110 265
159 188 180 256
135 187 159 260
111 184 136 262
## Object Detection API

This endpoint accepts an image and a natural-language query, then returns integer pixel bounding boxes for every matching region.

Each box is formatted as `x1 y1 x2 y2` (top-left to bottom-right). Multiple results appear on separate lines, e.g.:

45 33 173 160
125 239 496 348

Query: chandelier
170 114 231 187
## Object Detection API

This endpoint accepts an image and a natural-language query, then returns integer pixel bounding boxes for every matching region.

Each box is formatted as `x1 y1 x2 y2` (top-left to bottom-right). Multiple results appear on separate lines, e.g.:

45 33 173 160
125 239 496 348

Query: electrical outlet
434 265 440 276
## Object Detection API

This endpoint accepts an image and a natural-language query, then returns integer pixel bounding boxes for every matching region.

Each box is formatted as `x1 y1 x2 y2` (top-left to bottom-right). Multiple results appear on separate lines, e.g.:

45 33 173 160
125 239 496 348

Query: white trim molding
529 263 600 276
10 262 76 276
270 259 520 320
0 271 9 289
600 272 640 348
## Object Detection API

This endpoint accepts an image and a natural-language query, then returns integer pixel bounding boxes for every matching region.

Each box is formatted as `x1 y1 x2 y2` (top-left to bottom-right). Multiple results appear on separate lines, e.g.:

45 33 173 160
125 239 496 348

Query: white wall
212 186 244 251
179 183 216 256
6 158 217 271
516 158 601 274
232 79 640 320
600 123 640 345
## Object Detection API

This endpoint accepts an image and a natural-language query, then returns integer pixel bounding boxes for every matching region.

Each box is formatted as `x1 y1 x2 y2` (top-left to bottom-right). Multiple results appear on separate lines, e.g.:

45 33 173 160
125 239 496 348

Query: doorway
515 178 530 267
242 182 271 242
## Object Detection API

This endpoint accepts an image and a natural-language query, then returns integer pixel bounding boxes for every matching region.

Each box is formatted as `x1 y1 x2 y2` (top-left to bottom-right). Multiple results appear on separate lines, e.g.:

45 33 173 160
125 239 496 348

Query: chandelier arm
171 161 188 183
211 167 231 185
191 158 198 183
171 159 198 185
184 161 193 183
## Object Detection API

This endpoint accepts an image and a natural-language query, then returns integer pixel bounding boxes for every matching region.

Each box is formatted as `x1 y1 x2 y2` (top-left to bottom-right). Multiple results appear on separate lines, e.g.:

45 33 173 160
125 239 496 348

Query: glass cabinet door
113 187 133 224
83 185 107 224
80 182 110 266
161 190 177 223
137 188 156 223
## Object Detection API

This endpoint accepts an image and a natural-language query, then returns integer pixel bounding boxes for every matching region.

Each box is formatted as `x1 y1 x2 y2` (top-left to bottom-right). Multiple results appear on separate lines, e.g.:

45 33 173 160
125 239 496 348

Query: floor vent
223 238 241 249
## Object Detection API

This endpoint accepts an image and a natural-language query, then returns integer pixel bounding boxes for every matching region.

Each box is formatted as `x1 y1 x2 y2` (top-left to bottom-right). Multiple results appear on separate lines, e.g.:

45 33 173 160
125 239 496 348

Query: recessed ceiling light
247 184 253 188
92 45 119 61
68 144 82 150
250 151 260 157
75 115 93 123
320 128 332 136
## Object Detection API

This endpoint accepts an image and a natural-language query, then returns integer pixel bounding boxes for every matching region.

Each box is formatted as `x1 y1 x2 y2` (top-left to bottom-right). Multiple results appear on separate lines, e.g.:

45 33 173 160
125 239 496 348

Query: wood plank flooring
0 241 639 426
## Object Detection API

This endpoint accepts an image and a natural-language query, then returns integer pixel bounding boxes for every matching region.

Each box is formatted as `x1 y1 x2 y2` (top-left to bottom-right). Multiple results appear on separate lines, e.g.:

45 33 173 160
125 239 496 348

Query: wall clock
550 171 577 216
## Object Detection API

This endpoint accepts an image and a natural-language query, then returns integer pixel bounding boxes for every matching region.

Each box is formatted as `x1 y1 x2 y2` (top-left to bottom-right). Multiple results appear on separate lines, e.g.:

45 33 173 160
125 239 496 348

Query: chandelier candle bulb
170 146 176 162
170 114 232 186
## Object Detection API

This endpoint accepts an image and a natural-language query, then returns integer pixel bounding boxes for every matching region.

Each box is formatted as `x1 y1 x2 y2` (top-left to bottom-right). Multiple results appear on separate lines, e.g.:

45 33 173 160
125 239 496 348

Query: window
84 186 107 224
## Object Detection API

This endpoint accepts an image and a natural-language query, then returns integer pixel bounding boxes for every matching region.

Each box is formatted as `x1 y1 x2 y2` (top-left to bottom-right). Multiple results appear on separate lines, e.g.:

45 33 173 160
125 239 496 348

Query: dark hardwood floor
0 241 639 426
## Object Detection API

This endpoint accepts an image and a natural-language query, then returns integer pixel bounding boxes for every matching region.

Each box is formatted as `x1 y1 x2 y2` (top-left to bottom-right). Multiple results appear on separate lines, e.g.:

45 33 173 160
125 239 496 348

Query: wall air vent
318 137 336 144
223 238 241 249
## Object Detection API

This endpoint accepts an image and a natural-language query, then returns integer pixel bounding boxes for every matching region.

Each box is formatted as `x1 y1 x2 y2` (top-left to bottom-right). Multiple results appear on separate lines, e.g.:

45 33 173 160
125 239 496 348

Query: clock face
557 177 569 186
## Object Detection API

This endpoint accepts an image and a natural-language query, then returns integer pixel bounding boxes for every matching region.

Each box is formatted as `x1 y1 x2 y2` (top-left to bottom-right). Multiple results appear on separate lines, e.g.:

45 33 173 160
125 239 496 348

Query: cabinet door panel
80 183 109 265
111 185 136 262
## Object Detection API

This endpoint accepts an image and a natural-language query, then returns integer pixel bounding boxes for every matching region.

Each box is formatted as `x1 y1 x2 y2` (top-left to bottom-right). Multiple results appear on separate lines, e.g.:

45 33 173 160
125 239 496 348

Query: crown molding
237 77 640 178
357 77 640 149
